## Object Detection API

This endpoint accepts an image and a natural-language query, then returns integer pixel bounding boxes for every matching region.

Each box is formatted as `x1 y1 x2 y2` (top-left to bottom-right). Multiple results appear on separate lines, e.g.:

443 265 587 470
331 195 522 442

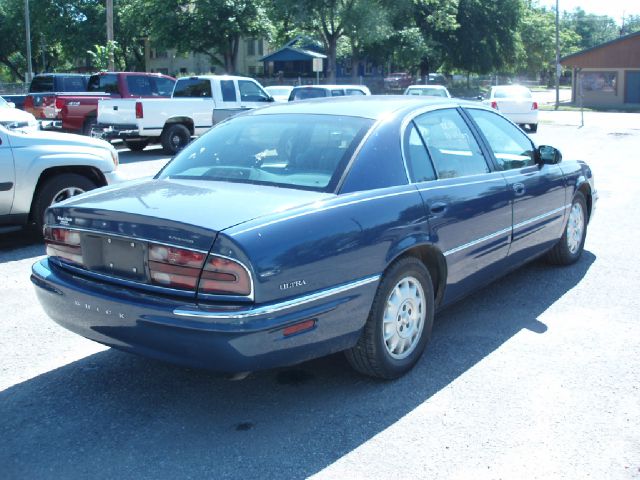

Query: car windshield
266 88 291 96
158 114 373 191
290 88 327 100
493 86 532 99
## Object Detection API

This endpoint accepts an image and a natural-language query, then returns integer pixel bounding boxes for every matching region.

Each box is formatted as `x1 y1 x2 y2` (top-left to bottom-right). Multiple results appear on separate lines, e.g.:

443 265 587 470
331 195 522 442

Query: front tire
160 124 191 155
346 256 435 379
31 174 97 235
546 192 588 265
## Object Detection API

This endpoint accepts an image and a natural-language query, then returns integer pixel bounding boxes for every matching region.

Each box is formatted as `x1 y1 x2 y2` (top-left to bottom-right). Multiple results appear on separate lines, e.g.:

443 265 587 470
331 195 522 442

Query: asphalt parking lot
1 111 639 479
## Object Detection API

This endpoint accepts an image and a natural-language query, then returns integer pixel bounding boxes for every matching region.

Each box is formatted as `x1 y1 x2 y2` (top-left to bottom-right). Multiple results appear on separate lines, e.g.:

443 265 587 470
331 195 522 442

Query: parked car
32 96 597 378
484 85 539 133
288 85 371 101
404 85 451 98
94 75 272 154
26 72 176 135
427 73 448 85
264 85 294 102
0 95 39 131
0 123 123 234
384 72 413 90
23 74 90 126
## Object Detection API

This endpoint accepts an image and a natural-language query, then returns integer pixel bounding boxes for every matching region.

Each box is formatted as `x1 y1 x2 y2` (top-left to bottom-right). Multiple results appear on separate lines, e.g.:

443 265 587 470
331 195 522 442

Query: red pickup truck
25 72 175 135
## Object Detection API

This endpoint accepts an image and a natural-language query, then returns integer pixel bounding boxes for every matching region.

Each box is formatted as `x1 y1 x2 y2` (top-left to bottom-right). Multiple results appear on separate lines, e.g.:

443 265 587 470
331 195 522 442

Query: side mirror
537 145 562 165
267 95 275 103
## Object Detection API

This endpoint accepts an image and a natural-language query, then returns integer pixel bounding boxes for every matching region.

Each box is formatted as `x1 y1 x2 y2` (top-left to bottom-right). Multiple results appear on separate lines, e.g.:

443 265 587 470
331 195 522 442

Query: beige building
561 31 640 108
144 38 271 77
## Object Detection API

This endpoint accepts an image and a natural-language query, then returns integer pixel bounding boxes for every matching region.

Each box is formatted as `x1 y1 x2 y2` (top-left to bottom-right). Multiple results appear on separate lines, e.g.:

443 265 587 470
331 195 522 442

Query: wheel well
395 245 447 307
578 183 592 222
164 118 194 135
29 166 106 220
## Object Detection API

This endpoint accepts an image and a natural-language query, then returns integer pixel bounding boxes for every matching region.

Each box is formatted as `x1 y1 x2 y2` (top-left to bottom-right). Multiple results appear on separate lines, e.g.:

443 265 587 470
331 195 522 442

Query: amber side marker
282 319 316 337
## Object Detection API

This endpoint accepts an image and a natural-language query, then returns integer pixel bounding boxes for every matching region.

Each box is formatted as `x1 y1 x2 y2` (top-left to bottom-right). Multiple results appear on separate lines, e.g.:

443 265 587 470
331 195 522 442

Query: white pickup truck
94 75 273 154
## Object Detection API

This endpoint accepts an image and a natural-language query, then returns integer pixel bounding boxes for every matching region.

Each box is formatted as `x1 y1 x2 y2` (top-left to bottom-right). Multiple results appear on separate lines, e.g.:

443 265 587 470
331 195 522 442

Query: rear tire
124 139 149 152
529 123 538 133
546 192 587 265
31 174 97 235
160 124 191 155
345 256 435 379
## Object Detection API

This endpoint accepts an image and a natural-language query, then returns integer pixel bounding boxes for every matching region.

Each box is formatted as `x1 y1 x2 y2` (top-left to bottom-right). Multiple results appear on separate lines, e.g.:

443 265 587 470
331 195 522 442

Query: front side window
413 109 489 179
290 88 327 101
173 78 212 98
466 108 535 170
159 114 373 191
238 80 270 102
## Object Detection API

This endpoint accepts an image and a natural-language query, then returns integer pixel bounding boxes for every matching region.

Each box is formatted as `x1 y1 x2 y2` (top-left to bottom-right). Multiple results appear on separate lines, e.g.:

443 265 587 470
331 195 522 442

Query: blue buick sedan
32 97 597 379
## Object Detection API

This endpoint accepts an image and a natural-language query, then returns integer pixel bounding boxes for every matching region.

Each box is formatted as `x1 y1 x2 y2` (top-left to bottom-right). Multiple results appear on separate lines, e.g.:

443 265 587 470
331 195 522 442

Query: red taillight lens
148 244 206 290
55 97 65 109
44 227 83 265
199 256 251 296
532 101 538 110
135 101 143 119
490 101 498 109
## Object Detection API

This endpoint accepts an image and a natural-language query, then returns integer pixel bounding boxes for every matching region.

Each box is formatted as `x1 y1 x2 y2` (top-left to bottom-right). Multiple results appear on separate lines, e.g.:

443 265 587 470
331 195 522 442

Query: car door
212 79 245 125
0 128 16 215
464 108 567 262
237 79 272 110
405 108 512 305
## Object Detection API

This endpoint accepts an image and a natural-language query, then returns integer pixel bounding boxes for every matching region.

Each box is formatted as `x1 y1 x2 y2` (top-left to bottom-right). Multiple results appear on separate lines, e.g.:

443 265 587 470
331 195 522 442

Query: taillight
135 101 143 119
199 256 251 296
532 101 538 110
44 227 84 265
148 244 206 290
55 97 65 109
490 101 498 109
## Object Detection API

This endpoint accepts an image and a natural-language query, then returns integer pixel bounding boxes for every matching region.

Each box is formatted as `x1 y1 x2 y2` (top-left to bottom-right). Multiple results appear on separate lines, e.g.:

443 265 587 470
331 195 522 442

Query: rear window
29 76 54 93
173 78 212 98
493 86 532 99
407 87 448 97
159 114 373 191
60 76 88 92
289 88 328 101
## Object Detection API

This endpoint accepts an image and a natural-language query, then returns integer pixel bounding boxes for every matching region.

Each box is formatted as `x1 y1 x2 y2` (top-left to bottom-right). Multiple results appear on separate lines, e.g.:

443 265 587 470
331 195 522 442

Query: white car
0 123 124 234
484 85 539 133
404 85 451 98
264 86 294 103
288 85 371 101
0 96 39 132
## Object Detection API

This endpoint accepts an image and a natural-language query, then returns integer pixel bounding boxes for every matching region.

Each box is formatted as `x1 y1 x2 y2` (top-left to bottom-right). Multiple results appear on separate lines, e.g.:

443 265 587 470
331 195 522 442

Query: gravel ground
1 112 638 479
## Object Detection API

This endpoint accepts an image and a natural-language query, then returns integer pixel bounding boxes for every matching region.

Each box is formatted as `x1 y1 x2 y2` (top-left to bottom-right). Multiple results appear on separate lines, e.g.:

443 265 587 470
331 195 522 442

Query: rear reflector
199 256 251 296
532 101 538 110
148 244 205 290
283 319 316 337
44 227 84 265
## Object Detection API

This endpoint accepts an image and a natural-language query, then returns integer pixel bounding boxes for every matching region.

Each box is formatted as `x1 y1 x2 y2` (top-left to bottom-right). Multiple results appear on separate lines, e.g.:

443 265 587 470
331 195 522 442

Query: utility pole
555 0 560 110
106 0 115 71
24 0 33 84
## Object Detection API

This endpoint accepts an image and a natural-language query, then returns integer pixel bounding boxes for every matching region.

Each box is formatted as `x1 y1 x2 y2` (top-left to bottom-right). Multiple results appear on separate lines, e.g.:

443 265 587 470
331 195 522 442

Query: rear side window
220 80 237 102
404 123 437 182
126 76 154 96
466 108 535 170
29 76 54 93
87 74 120 94
346 89 365 96
173 78 212 98
413 109 489 179
331 90 345 96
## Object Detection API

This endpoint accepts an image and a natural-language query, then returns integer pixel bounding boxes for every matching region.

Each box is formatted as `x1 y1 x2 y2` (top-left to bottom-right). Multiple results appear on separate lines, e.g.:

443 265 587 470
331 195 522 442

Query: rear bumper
31 259 378 372
503 111 539 125
38 119 62 130
91 123 145 141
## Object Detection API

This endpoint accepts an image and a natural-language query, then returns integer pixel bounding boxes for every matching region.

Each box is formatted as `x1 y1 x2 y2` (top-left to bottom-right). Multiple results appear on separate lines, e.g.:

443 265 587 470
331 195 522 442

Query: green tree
562 8 619 50
145 0 272 73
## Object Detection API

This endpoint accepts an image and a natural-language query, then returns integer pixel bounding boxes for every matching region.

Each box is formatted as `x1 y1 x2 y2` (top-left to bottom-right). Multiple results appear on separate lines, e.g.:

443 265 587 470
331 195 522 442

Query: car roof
292 85 367 90
406 85 448 89
249 95 475 120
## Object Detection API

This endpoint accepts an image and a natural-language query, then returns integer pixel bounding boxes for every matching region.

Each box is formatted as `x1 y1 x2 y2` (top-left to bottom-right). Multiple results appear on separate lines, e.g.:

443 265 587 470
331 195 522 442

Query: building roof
260 46 327 63
560 31 640 68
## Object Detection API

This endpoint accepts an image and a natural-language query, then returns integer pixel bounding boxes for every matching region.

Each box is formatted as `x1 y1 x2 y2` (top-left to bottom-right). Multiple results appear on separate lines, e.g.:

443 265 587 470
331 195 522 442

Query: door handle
429 202 447 214
512 182 525 196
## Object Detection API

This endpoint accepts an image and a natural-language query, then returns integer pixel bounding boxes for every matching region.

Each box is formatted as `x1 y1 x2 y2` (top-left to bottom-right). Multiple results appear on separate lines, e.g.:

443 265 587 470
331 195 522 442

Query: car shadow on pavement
0 230 44 261
117 147 170 165
1 252 595 479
